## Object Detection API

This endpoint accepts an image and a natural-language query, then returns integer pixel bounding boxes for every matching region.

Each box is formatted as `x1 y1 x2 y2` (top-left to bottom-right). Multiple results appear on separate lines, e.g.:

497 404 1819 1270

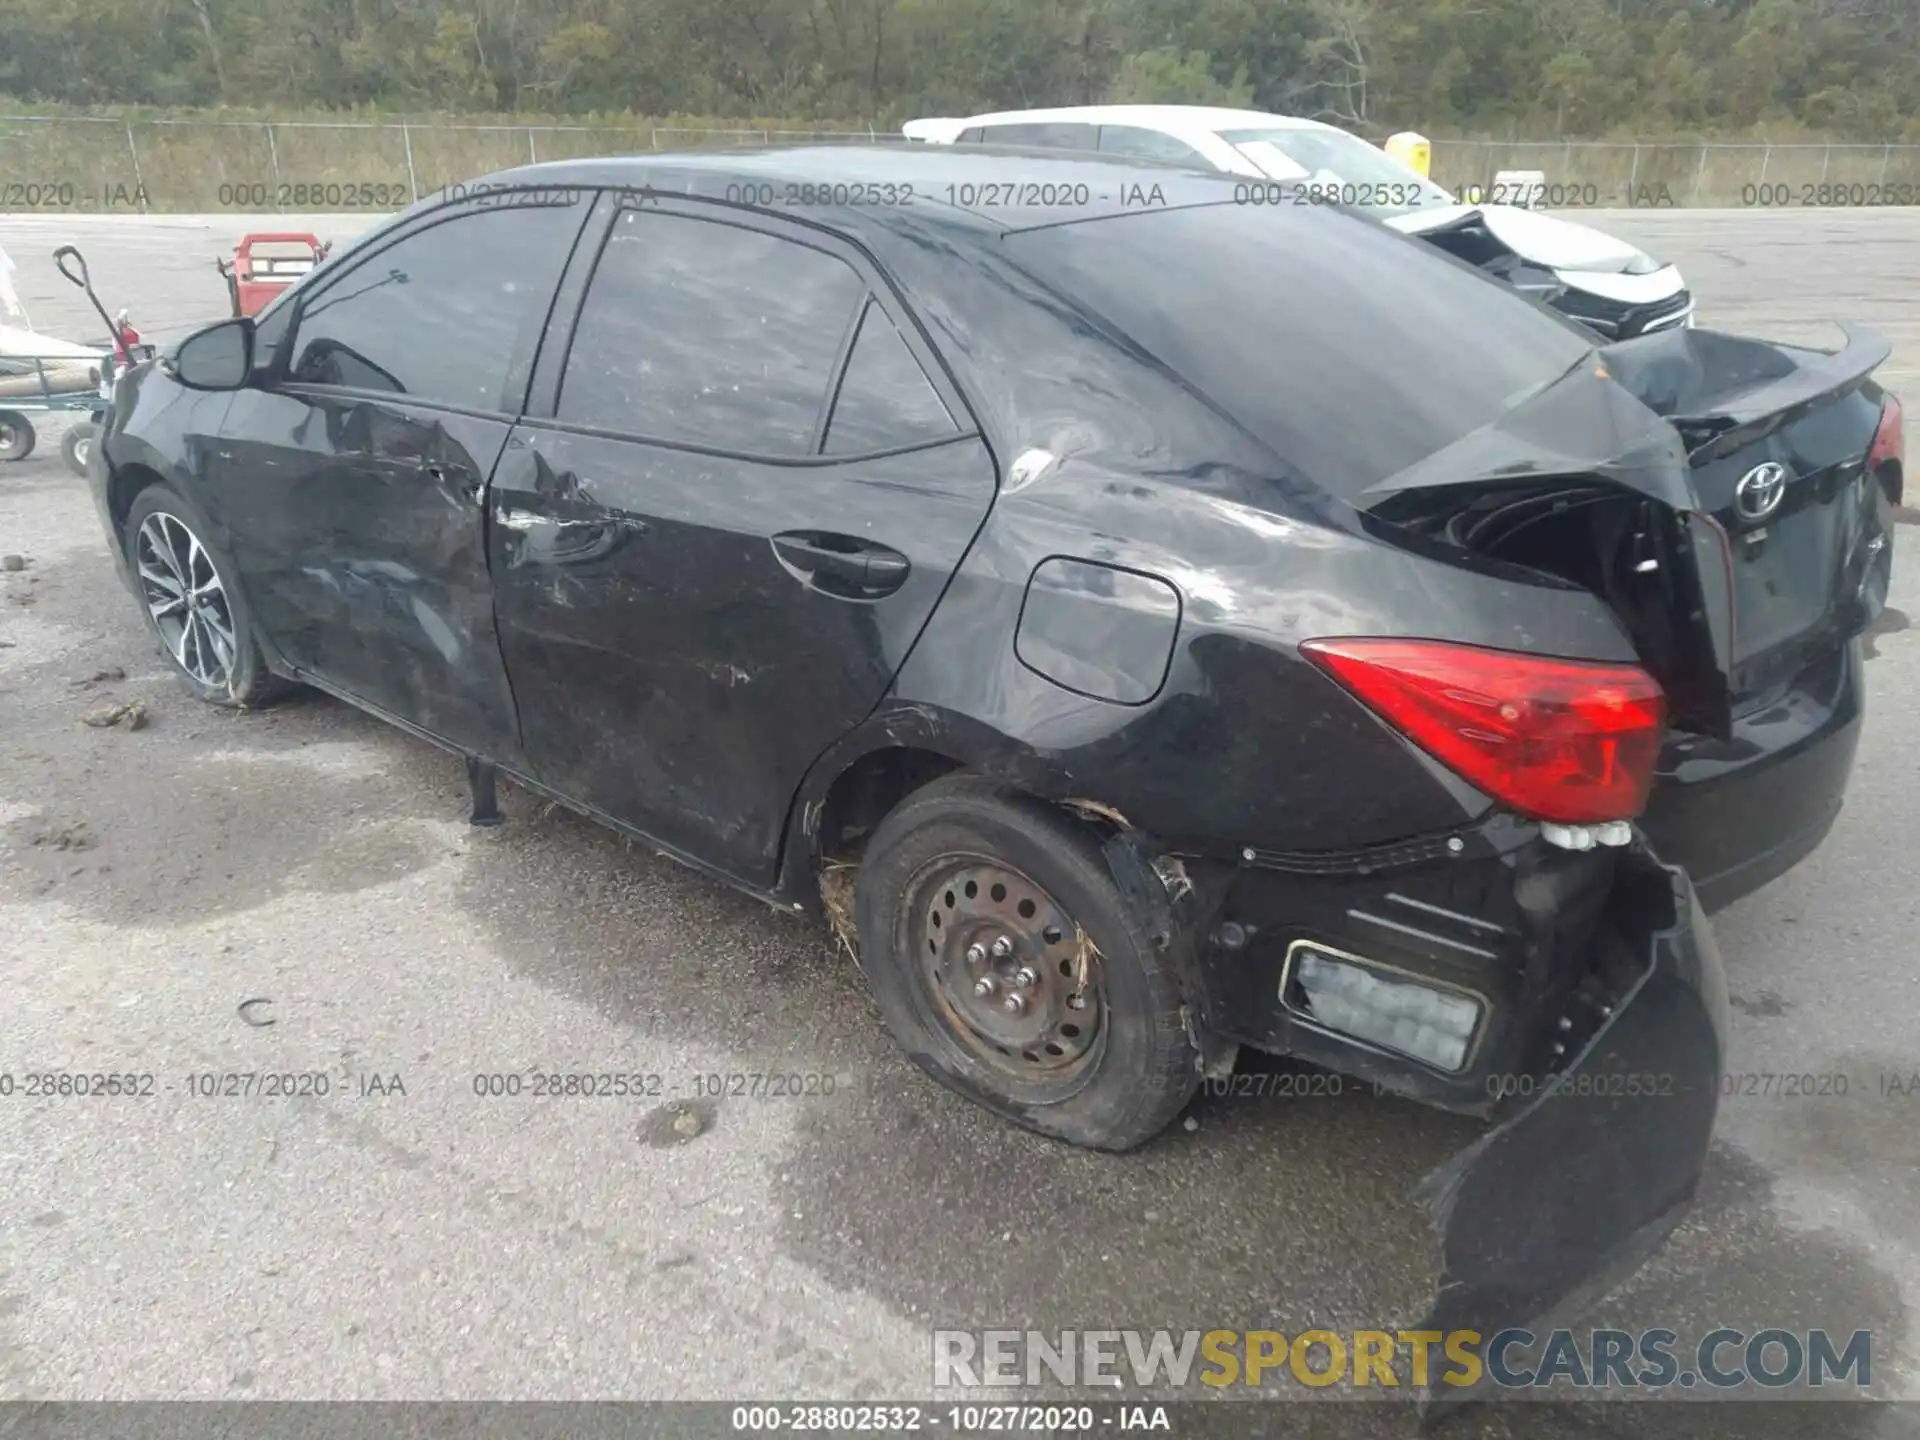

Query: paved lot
1 209 1918 1439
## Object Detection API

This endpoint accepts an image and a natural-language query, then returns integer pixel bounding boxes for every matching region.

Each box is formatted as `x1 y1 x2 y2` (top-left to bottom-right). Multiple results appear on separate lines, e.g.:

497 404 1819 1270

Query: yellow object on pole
1384 131 1431 177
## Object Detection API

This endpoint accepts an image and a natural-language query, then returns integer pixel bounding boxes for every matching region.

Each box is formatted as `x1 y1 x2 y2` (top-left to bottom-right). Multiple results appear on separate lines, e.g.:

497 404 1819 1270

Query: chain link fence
1431 139 1920 207
2 116 1918 211
0 116 906 212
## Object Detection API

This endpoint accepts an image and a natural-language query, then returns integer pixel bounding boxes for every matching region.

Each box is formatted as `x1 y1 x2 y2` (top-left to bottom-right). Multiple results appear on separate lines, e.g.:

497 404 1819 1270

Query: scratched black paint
85 145 1895 1343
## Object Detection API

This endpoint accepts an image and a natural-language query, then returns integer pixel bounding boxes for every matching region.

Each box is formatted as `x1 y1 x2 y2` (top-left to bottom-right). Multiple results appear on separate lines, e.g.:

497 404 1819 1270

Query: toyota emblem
1735 461 1789 523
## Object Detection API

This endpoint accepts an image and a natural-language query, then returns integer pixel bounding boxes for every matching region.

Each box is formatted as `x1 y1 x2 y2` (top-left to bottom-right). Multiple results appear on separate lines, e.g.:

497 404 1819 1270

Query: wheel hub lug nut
1013 966 1039 988
973 976 997 998
1002 993 1026 1015
990 935 1014 960
965 943 987 965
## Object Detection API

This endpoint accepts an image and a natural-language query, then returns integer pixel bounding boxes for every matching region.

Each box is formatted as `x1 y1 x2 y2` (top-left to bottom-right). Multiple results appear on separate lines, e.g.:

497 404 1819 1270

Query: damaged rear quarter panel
846 219 1645 859
883 462 1644 859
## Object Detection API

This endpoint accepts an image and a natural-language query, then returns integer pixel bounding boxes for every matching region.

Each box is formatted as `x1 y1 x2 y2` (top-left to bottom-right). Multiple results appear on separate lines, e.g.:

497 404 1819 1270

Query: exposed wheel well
815 745 964 863
107 462 166 546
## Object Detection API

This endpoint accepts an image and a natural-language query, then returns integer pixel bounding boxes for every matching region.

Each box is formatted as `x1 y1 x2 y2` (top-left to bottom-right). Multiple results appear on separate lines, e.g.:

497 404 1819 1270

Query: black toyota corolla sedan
85 146 1901 1340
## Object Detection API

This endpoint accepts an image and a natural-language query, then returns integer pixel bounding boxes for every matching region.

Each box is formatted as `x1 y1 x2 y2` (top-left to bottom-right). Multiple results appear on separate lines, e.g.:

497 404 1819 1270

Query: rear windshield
1003 202 1595 496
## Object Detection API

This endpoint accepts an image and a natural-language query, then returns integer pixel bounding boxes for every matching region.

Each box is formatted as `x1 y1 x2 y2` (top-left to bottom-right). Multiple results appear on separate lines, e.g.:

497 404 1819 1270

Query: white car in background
904 105 1695 340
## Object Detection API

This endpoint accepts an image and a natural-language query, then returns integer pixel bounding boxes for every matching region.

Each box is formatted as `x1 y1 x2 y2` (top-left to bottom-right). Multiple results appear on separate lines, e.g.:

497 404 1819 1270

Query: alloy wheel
135 511 237 689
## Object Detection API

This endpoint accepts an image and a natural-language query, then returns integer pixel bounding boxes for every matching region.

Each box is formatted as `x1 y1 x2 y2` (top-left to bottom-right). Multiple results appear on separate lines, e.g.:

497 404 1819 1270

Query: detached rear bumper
1183 833 1725 1342
1414 851 1726 1353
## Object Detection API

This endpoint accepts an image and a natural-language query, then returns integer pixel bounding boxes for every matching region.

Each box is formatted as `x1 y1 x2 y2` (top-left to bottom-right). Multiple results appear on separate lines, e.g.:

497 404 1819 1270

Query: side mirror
166 317 254 391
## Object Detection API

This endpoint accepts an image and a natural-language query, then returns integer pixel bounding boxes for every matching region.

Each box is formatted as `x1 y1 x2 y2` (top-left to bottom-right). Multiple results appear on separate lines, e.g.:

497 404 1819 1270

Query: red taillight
1300 638 1667 825
1868 393 1904 485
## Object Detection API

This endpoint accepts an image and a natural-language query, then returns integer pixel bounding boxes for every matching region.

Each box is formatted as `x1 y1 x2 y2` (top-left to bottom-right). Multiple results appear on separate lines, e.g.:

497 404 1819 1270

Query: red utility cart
216 233 332 317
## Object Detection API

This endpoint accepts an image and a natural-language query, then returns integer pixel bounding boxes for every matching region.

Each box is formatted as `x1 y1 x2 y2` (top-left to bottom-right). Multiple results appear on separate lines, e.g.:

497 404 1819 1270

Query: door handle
771 532 911 597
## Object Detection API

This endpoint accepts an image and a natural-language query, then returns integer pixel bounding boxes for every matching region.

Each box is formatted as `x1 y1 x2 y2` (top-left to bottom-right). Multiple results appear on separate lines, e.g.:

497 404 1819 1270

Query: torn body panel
1103 806 1725 1362
1080 826 1730 1402
1414 844 1725 1391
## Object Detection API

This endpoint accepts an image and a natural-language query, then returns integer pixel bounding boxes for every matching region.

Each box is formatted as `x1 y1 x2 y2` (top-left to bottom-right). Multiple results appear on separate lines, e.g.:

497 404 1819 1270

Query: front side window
287 200 583 411
558 208 865 455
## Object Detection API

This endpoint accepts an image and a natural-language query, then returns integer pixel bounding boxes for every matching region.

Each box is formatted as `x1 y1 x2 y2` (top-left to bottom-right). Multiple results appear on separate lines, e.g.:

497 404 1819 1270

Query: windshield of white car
1217 128 1454 218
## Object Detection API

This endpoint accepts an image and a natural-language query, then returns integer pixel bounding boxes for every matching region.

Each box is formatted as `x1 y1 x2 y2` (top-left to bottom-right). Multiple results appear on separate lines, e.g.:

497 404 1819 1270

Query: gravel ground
1 208 1918 1440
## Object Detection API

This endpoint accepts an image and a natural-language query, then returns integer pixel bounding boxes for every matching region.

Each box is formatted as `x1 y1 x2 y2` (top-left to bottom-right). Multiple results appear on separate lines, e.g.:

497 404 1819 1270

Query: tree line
2 0 1917 139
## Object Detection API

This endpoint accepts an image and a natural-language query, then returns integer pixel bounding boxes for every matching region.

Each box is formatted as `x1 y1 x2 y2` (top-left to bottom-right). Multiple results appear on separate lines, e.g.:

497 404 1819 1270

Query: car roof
912 105 1338 140
447 143 1255 236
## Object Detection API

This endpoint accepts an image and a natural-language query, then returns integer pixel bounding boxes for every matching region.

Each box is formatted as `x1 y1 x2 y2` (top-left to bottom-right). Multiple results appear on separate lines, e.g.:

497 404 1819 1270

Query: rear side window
287 201 581 411
823 302 957 455
976 123 1100 152
558 208 865 454
1097 126 1210 167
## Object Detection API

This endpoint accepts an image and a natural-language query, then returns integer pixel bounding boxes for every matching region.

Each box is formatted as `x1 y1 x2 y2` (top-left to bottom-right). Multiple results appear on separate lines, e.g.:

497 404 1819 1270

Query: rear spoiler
1598 322 1892 461
1363 323 1891 511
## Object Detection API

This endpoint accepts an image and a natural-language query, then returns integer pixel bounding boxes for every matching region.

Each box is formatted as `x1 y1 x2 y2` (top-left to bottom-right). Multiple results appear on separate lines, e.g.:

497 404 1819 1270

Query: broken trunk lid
1601 321 1893 460
1360 354 1696 512
1360 322 1893 509
1357 359 1734 735
1605 323 1895 693
1359 324 1893 729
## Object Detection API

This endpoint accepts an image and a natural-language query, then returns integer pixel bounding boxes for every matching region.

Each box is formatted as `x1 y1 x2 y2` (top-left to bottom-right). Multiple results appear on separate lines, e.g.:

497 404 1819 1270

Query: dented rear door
490 201 996 887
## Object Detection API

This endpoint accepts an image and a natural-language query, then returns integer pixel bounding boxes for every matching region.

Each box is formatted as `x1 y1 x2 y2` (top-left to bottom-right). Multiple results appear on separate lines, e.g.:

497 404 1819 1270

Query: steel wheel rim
135 511 236 689
910 855 1106 1088
72 434 91 467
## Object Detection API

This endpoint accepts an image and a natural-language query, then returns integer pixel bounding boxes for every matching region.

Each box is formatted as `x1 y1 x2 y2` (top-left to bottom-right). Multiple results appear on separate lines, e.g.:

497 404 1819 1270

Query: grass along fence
1431 138 1920 207
2 116 1918 211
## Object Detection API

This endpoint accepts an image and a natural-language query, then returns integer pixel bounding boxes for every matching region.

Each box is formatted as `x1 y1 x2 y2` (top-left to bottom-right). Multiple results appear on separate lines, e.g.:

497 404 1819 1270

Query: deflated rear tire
123 483 292 709
854 773 1200 1151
